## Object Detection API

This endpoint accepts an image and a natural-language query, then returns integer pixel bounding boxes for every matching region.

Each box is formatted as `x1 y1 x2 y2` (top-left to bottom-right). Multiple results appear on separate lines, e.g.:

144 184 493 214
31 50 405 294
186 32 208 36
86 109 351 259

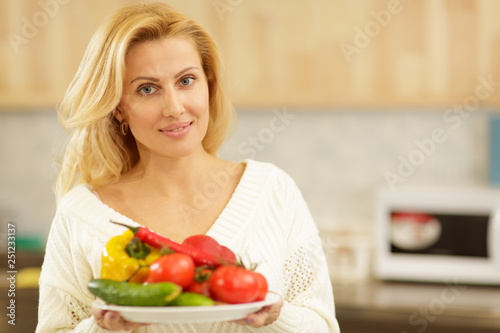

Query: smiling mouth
161 121 193 132
169 126 187 132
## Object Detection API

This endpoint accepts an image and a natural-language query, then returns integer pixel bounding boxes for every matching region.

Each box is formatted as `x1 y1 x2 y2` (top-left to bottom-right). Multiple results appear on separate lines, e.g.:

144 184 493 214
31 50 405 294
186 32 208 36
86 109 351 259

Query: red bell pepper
111 221 236 267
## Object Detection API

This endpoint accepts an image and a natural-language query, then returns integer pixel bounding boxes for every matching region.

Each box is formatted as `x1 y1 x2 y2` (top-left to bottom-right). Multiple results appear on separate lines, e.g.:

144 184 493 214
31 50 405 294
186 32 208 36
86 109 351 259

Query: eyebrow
129 66 200 85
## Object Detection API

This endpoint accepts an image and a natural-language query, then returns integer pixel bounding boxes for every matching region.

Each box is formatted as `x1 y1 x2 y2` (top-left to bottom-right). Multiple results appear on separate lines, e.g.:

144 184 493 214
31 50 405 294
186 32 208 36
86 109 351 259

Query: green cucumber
168 292 215 306
88 279 182 306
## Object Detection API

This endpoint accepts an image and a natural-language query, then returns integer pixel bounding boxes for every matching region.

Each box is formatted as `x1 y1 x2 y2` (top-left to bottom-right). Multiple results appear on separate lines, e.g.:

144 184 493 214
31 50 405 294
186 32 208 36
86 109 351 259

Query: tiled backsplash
0 111 66 247
0 109 492 246
220 109 489 230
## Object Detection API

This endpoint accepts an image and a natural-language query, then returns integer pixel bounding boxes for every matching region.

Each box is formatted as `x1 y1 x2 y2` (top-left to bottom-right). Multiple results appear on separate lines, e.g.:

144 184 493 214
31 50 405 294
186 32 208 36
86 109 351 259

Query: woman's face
117 37 210 159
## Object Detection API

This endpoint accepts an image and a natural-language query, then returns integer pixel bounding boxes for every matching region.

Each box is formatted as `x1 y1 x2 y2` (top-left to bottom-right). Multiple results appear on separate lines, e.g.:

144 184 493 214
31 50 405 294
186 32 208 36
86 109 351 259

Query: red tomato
252 271 268 301
144 253 195 288
186 268 213 297
209 266 259 304
186 280 212 297
182 234 237 264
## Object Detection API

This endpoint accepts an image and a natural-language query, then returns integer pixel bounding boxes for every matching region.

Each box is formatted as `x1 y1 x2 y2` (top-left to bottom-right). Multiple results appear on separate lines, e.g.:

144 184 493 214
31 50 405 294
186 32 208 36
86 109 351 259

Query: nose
161 87 184 118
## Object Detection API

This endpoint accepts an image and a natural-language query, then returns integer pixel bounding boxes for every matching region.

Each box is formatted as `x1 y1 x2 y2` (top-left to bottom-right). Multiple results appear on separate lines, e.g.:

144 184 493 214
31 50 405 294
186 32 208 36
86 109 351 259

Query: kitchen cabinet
1 0 500 110
1 287 39 333
0 0 120 109
218 0 500 108
0 0 215 110
334 280 500 333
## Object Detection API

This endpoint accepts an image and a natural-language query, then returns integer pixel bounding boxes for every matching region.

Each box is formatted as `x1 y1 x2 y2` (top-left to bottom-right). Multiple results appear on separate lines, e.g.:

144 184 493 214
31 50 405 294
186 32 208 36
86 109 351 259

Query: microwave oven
374 186 500 285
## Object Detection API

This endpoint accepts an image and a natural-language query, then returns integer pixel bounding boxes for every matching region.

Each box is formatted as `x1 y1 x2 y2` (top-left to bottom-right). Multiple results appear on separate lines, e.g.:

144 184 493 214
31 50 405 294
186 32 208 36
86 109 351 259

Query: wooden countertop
333 280 500 333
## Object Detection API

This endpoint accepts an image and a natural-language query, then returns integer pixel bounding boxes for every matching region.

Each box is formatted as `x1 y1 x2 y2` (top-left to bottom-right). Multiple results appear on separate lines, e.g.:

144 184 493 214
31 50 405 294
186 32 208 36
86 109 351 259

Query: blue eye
138 85 157 95
180 77 195 86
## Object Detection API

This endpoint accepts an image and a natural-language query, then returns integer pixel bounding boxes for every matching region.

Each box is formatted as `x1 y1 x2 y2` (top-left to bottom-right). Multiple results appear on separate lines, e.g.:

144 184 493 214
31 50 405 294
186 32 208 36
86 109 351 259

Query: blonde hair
56 2 234 200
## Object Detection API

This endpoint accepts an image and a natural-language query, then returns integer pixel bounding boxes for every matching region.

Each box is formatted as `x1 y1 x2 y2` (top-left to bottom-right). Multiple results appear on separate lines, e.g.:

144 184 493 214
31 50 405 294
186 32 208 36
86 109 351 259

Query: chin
164 143 205 159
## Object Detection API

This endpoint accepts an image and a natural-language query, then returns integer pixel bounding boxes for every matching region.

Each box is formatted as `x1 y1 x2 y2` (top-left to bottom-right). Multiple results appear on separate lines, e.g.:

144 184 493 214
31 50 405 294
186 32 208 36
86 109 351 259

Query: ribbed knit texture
36 160 340 333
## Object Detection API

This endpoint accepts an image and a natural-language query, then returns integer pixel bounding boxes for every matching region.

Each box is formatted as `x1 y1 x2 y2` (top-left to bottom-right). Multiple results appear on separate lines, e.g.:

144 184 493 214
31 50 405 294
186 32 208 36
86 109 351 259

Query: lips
160 122 193 132
159 121 193 138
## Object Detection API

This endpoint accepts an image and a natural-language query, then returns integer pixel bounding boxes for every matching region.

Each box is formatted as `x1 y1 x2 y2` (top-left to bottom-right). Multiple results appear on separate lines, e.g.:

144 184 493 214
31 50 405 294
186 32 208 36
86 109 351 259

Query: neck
125 146 218 198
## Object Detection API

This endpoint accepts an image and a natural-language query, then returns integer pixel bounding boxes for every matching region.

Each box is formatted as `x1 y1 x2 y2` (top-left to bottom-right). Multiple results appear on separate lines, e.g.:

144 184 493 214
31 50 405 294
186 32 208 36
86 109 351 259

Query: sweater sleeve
36 209 129 333
37 284 118 333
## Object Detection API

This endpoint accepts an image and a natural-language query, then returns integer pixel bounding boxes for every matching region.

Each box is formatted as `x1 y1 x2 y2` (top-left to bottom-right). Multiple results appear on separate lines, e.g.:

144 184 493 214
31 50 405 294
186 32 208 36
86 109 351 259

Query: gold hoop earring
120 121 129 136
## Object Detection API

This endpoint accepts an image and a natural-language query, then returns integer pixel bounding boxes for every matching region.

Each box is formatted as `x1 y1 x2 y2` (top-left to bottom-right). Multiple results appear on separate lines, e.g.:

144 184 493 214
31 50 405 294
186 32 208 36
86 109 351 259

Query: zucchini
88 279 182 306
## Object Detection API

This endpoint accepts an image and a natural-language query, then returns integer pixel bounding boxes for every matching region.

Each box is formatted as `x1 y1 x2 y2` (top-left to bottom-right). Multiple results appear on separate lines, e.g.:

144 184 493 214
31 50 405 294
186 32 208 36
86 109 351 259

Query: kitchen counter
1 251 44 333
2 253 499 333
333 280 500 333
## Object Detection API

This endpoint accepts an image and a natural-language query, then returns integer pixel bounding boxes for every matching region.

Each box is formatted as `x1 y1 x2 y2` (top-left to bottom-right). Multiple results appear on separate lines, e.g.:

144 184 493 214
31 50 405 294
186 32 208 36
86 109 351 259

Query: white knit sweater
37 160 340 333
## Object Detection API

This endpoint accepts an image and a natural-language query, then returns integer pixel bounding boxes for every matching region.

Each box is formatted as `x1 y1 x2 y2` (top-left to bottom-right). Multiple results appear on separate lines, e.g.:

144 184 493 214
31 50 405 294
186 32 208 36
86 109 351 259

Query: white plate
93 292 281 324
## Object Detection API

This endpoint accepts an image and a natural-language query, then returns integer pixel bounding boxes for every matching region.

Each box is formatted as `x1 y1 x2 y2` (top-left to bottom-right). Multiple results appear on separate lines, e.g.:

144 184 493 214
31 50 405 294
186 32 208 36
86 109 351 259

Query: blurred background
1 0 500 332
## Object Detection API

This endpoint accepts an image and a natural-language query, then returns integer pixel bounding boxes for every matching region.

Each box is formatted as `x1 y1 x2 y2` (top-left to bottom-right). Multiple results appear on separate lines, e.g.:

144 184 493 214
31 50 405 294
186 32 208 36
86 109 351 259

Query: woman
37 3 340 332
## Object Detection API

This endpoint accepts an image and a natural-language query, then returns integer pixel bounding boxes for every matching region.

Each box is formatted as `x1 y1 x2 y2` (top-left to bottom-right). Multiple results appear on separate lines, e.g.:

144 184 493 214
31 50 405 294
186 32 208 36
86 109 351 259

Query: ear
113 107 125 123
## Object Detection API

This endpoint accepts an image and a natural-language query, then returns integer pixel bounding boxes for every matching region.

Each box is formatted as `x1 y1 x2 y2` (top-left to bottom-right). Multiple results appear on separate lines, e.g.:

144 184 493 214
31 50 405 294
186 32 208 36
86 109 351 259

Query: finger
235 305 271 327
246 313 266 327
91 309 104 322
252 301 284 327
103 311 122 331
91 308 107 328
232 318 250 326
103 311 133 331
233 296 284 327
105 311 146 331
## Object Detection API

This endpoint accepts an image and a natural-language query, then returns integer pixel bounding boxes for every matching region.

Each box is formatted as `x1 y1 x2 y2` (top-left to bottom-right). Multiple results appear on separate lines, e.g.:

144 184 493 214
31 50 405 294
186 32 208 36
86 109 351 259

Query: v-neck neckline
80 159 269 246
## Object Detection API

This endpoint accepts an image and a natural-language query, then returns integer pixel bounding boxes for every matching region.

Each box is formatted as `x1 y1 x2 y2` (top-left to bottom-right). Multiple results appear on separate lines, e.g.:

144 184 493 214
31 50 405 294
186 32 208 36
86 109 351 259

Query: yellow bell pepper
101 229 161 283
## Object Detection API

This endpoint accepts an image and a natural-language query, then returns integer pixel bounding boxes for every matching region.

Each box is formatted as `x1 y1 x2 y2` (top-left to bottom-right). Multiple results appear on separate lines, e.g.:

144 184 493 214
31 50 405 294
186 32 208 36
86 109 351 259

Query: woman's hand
91 304 147 331
233 292 284 328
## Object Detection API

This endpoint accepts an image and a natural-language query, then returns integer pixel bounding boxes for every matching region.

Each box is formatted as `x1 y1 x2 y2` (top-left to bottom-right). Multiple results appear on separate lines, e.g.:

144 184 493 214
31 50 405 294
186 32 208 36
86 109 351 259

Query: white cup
320 229 373 284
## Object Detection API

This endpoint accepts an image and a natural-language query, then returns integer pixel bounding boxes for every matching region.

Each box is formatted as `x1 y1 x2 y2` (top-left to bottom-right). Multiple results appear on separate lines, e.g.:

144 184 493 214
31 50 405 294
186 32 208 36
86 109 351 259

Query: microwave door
489 208 500 267
390 212 489 258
